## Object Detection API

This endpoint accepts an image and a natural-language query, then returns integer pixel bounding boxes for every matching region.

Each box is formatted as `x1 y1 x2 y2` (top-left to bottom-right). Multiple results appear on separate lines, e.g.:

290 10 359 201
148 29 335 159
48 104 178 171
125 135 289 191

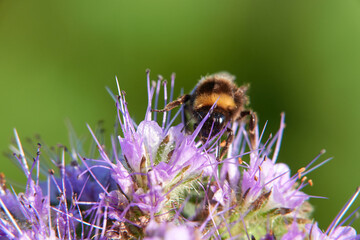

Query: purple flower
281 222 306 240
305 187 360 240
1 70 358 239
85 71 218 238
226 114 311 211
207 113 321 239
0 134 76 239
306 222 357 240
144 220 199 240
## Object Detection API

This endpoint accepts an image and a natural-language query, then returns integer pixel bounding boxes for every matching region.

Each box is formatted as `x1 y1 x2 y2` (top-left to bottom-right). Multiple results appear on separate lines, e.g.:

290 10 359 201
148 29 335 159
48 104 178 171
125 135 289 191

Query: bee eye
218 116 224 124
212 113 226 125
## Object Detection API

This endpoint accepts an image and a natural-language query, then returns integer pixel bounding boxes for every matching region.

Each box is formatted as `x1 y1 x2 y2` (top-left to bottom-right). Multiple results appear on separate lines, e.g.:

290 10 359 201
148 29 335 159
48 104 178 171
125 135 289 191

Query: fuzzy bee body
184 73 249 139
152 72 254 160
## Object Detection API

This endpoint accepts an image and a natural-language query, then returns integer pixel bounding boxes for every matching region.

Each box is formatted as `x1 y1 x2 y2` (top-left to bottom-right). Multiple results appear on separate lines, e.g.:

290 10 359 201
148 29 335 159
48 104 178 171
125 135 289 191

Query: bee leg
239 110 251 119
238 110 257 150
249 112 257 150
219 127 234 161
151 94 190 112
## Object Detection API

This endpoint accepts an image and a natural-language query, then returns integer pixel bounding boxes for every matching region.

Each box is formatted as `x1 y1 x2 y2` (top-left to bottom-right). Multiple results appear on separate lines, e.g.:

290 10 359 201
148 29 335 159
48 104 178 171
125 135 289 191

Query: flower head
0 138 72 239
305 187 360 240
0 70 359 240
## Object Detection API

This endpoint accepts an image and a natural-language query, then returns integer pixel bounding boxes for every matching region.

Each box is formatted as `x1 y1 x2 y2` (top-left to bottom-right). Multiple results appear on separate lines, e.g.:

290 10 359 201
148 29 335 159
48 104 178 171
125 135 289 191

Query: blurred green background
1 0 359 232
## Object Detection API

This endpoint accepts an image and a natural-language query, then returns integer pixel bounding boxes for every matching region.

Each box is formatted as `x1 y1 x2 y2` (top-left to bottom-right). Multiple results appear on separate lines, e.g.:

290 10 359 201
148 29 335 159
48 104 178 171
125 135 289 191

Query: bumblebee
152 72 255 160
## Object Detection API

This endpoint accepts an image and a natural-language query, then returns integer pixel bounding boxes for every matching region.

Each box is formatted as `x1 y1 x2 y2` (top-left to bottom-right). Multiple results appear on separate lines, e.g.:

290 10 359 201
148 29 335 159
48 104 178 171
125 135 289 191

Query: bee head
195 110 227 139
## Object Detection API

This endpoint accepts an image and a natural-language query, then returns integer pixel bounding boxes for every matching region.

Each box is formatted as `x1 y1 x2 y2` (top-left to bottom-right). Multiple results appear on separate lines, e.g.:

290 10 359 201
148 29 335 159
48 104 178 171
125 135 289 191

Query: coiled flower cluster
0 71 358 239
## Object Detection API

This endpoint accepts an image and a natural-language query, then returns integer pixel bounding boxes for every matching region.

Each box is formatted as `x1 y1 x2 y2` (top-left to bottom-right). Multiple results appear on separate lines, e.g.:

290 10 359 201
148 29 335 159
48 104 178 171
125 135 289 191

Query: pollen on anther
258 166 262 172
0 173 6 190
297 167 306 179
297 167 306 173
308 179 313 186
254 176 258 181
301 176 307 183
238 157 243 164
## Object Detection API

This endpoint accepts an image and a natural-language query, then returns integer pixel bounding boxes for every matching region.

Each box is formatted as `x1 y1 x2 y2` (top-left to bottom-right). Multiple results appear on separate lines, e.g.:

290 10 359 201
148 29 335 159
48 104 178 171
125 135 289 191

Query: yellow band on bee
194 93 236 111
